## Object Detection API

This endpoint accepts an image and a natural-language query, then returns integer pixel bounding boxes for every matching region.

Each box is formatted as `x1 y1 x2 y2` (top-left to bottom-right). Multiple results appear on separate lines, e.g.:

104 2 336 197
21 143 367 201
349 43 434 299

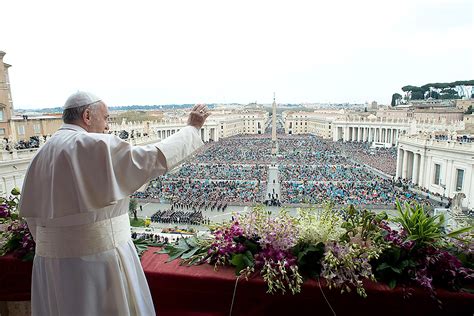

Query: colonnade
155 126 218 142
338 126 403 145
395 148 425 185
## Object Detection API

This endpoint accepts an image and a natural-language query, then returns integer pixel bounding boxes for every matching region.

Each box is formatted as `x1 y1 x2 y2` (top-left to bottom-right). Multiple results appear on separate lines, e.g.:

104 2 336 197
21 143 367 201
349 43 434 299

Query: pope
19 91 210 316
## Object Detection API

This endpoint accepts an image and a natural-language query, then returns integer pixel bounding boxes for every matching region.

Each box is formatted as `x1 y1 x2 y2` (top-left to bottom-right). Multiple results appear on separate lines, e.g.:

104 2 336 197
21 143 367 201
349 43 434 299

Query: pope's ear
83 108 92 126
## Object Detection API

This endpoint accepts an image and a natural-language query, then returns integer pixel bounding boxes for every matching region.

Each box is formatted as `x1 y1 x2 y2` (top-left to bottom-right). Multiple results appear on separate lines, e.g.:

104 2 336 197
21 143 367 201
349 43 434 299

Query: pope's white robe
19 123 203 316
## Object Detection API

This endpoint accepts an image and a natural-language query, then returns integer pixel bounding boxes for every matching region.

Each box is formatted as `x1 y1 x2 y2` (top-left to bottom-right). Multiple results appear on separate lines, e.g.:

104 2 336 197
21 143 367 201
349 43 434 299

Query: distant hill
16 104 218 113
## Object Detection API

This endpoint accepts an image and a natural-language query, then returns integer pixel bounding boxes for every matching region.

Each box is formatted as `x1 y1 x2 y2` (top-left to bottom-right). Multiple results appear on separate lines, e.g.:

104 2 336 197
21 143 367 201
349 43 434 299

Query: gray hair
62 102 102 123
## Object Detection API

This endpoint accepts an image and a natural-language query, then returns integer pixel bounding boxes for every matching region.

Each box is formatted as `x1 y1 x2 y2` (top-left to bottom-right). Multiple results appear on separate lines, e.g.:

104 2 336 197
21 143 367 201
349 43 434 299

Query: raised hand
187 104 210 129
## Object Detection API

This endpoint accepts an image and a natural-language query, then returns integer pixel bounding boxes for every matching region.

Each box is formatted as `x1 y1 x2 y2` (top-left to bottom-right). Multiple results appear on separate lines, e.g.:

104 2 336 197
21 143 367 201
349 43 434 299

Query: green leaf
446 226 474 237
388 279 397 289
166 247 189 262
390 266 401 274
376 262 391 271
181 246 201 259
230 254 246 275
243 239 260 254
231 252 254 275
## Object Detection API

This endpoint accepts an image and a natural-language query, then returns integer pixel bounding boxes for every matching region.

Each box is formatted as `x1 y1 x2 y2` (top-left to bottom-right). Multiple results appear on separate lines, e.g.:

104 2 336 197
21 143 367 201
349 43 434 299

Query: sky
1 0 473 109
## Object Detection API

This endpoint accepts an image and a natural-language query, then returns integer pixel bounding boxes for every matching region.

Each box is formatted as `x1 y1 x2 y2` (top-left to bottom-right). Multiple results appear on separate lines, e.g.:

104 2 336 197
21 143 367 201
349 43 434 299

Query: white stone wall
397 134 474 209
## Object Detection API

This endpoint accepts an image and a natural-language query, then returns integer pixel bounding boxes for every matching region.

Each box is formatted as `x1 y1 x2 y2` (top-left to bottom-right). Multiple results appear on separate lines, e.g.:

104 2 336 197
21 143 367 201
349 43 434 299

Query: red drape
2 248 474 316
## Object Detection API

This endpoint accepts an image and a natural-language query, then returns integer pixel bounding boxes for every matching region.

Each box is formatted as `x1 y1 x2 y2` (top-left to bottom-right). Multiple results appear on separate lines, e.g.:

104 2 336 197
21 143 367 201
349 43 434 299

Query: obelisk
266 94 280 206
271 93 277 156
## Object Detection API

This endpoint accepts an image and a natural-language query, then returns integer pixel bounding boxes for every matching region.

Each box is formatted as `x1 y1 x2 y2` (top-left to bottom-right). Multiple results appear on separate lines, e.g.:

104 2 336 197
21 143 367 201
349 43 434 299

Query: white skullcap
64 91 102 109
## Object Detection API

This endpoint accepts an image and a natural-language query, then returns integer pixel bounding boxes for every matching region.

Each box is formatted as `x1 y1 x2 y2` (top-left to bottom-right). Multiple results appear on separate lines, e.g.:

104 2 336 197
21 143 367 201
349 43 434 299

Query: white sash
35 213 131 258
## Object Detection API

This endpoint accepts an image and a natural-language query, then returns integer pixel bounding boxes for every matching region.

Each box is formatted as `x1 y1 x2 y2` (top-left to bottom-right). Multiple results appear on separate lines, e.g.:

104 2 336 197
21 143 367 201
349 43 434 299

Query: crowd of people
279 164 374 182
280 179 432 208
150 209 207 225
193 137 272 164
336 141 397 176
170 200 229 212
160 180 264 204
167 163 267 181
131 232 190 245
132 133 433 208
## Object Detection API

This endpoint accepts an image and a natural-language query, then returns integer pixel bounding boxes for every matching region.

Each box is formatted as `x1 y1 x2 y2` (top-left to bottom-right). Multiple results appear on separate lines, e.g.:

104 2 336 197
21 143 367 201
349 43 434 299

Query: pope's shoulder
36 130 126 157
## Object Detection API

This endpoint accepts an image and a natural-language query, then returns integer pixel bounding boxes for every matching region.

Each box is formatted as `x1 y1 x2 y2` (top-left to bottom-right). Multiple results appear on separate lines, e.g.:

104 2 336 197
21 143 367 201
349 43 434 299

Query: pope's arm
108 125 203 197
154 126 204 172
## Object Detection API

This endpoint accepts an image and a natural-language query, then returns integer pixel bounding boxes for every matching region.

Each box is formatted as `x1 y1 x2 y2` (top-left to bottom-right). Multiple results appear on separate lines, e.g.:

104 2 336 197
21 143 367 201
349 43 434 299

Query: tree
465 105 473 115
129 198 138 221
391 93 402 106
411 91 425 100
398 80 473 101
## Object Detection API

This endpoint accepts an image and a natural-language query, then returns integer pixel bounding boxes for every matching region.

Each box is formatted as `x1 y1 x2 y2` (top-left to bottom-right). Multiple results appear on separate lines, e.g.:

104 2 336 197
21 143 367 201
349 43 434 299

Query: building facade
109 109 268 143
0 52 14 139
10 115 63 140
397 134 474 209
283 110 342 139
332 116 409 145
455 99 474 112
332 115 465 146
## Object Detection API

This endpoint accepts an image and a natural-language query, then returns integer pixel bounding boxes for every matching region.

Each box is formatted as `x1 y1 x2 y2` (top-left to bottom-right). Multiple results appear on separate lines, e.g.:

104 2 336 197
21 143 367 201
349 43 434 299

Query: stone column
402 150 409 179
396 148 403 179
418 154 426 188
412 153 419 184
445 160 453 198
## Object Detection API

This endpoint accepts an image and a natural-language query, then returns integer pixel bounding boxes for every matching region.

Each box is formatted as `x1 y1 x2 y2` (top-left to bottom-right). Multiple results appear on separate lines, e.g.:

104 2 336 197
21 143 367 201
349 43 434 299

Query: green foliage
129 198 138 212
230 251 254 275
158 236 212 265
341 205 387 243
133 239 164 258
373 246 416 289
129 218 145 227
129 198 138 220
398 80 473 101
394 201 444 245
411 91 425 100
292 242 325 279
391 93 402 106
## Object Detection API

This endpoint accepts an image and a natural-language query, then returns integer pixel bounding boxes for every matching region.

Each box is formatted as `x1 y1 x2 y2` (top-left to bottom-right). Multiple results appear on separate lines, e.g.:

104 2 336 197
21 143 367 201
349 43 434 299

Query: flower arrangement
160 202 474 302
0 188 35 261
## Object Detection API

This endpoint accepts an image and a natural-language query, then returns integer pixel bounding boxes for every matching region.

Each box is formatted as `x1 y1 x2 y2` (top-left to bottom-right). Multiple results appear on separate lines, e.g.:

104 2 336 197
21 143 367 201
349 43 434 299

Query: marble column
396 148 403 179
402 150 409 179
418 154 426 188
412 153 419 184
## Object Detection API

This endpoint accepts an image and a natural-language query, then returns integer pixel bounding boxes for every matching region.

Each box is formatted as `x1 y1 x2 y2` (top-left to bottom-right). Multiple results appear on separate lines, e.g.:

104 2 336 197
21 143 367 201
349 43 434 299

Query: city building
397 133 474 209
331 114 465 146
0 51 14 139
455 99 474 112
283 110 343 138
376 107 465 123
10 115 63 140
